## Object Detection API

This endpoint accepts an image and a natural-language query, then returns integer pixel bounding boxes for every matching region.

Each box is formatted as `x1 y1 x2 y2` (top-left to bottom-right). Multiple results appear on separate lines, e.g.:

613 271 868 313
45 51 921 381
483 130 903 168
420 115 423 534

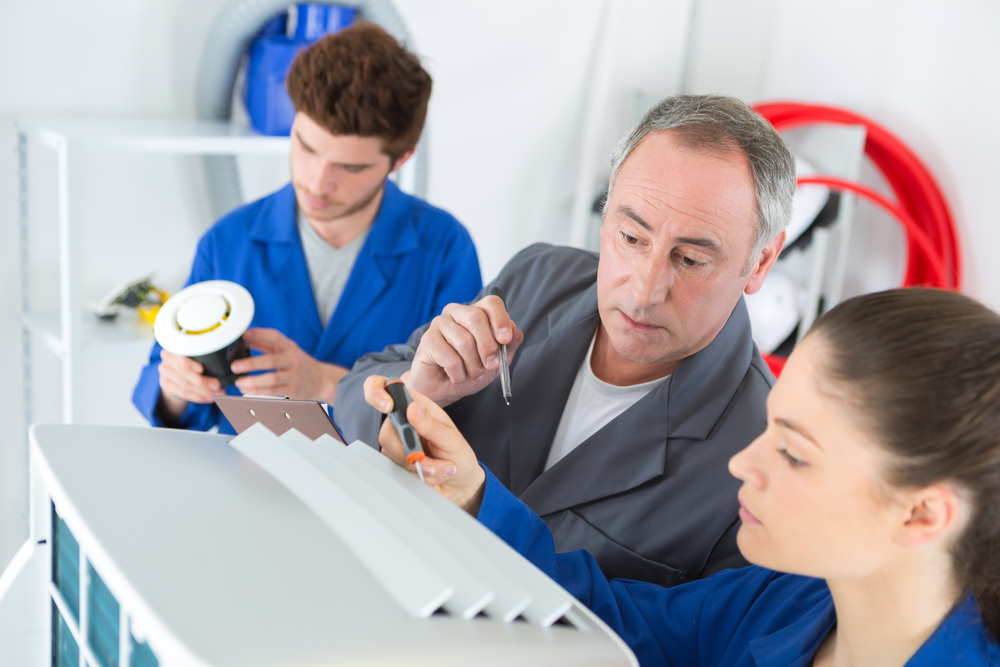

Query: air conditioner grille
52 505 80 622
51 600 79 667
87 563 120 667
129 631 159 667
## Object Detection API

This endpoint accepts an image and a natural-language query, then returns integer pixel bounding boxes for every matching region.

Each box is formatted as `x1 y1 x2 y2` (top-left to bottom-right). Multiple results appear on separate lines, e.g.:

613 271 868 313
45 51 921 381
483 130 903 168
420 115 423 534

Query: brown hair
808 288 1000 640
286 22 432 160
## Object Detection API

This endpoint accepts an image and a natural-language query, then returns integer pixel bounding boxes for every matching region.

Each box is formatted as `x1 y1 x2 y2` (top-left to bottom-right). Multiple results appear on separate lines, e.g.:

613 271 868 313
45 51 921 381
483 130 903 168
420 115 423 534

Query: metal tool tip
415 462 425 483
504 394 511 406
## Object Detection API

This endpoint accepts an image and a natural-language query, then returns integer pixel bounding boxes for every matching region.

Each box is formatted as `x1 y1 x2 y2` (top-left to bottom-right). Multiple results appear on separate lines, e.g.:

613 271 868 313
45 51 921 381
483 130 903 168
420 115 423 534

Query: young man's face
289 112 398 224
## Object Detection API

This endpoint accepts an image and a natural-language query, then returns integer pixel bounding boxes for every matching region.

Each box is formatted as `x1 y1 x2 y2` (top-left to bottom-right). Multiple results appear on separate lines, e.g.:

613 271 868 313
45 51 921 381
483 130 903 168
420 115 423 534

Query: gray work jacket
337 243 774 587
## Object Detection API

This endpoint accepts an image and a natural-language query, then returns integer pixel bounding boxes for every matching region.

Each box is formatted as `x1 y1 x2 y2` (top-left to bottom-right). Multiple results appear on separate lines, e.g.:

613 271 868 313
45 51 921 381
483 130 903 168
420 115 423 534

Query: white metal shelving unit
16 117 291 432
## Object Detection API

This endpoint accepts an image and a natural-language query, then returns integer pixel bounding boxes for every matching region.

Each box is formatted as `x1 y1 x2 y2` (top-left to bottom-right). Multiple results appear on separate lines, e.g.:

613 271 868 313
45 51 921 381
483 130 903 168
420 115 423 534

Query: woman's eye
778 448 806 468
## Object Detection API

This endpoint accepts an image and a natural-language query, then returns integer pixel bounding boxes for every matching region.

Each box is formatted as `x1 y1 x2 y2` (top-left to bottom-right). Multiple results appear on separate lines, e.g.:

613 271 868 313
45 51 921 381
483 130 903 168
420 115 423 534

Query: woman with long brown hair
366 288 1000 666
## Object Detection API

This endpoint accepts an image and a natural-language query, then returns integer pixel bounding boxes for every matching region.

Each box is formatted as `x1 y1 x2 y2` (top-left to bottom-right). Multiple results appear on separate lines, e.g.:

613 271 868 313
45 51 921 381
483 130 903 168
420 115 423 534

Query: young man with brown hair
134 23 482 433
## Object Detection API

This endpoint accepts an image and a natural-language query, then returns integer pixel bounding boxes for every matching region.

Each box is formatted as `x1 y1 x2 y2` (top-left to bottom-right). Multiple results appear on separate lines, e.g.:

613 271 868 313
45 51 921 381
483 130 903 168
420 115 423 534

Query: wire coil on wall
754 102 961 290
752 102 961 375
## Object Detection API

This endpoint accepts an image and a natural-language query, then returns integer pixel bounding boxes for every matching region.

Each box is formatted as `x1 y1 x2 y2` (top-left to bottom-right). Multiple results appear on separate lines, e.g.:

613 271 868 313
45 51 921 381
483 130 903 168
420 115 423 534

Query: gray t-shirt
296 210 370 328
544 332 670 471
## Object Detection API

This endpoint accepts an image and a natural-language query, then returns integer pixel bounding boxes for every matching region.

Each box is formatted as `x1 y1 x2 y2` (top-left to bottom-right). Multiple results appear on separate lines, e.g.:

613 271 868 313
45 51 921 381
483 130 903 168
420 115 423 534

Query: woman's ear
895 485 964 548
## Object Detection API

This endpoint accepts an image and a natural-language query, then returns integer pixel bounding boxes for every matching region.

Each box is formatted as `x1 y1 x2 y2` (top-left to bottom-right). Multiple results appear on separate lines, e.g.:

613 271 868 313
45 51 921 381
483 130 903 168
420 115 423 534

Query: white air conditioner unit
0 423 636 666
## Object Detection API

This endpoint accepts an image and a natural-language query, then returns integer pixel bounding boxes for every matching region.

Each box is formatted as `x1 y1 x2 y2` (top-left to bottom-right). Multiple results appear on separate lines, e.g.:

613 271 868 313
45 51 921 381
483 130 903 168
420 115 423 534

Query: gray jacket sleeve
334 243 594 447
334 323 430 447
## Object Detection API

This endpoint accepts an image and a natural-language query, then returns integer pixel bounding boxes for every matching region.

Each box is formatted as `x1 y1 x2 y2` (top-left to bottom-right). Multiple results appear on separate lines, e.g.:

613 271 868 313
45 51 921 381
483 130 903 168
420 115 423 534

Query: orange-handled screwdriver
385 377 426 483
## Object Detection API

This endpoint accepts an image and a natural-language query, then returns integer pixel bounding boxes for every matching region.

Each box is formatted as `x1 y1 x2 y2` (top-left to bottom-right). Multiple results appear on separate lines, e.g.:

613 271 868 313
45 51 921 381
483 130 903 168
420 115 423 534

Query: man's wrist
156 392 188 427
322 362 350 404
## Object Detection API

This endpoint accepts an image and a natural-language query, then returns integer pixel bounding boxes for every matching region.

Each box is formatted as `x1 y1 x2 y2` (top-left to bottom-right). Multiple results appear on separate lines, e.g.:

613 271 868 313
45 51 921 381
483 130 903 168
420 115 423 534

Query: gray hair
603 94 796 274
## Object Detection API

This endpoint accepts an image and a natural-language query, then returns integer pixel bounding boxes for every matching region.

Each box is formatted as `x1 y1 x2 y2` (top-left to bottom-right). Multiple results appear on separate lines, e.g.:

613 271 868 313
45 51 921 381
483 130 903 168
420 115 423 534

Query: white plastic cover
153 280 254 356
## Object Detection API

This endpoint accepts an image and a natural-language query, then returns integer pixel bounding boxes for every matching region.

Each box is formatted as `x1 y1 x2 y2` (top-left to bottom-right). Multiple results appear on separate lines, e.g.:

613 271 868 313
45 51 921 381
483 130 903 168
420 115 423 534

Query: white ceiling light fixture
154 280 255 359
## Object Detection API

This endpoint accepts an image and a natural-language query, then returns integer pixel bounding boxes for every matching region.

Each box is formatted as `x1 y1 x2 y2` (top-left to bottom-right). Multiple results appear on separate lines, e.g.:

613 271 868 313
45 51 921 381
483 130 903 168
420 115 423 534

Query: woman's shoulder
912 595 1000 665
692 566 832 634
698 567 833 664
701 565 826 597
614 565 831 632
606 566 833 666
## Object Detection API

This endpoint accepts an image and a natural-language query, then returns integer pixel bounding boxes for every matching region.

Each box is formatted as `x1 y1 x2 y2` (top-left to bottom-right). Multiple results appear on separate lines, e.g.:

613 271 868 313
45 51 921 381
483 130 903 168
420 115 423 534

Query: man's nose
308 161 338 194
631 257 673 305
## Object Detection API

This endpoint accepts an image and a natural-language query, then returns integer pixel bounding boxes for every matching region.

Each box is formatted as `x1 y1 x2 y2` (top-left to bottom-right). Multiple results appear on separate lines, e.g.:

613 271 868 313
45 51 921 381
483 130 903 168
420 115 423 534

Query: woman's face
728 336 909 579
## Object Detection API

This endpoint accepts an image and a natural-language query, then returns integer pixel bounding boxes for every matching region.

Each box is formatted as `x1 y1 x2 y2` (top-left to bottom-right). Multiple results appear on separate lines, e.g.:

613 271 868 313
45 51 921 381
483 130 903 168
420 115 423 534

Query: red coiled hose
751 102 961 375
754 102 961 290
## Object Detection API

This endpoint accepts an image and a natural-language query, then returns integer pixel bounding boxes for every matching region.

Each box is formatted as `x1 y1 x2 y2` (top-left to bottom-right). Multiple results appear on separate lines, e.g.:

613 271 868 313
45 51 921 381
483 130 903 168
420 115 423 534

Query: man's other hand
233 328 348 404
157 349 222 423
405 294 524 407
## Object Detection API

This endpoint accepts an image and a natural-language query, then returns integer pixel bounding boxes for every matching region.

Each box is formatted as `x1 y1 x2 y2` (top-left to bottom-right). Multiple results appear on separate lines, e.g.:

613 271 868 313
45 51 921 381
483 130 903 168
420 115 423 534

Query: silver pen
491 287 513 405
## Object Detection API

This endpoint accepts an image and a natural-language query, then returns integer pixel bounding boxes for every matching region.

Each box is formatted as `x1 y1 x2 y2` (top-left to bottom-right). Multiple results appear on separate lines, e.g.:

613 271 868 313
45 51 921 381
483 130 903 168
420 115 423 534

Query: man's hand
365 375 486 515
157 349 222 423
233 328 348 404
406 294 524 407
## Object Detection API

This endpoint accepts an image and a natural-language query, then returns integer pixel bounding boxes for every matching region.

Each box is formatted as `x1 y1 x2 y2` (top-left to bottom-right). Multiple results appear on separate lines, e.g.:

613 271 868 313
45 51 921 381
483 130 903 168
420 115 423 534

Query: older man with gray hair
337 94 795 587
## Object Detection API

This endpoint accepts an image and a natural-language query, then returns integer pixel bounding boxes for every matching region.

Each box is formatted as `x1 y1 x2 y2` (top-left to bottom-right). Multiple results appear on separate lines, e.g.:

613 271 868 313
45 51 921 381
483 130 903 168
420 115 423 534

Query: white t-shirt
297 210 370 328
544 333 671 471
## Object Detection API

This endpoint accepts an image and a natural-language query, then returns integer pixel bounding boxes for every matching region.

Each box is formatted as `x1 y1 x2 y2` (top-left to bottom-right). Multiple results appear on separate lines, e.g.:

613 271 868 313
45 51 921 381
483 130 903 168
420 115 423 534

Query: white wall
686 0 1000 311
762 0 1000 309
0 0 690 573
396 0 691 280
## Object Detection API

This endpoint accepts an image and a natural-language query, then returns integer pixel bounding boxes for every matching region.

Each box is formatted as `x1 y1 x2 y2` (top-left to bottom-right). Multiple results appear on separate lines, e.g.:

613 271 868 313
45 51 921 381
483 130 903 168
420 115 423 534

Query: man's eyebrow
675 236 721 252
775 417 823 451
618 205 653 232
294 131 376 168
294 130 313 151
618 206 722 252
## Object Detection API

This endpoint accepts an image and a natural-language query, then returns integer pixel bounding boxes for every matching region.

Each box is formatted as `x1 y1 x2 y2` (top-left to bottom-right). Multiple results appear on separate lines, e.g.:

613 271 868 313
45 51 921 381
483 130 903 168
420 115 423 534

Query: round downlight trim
154 281 255 357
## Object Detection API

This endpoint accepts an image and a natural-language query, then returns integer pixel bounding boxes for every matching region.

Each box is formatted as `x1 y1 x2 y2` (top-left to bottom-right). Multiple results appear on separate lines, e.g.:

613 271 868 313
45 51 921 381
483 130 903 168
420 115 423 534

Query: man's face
596 129 778 376
289 112 397 223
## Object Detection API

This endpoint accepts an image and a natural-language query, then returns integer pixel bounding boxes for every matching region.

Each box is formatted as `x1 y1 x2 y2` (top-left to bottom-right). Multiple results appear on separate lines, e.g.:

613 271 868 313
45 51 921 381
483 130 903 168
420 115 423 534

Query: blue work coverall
477 467 1000 666
133 180 482 433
